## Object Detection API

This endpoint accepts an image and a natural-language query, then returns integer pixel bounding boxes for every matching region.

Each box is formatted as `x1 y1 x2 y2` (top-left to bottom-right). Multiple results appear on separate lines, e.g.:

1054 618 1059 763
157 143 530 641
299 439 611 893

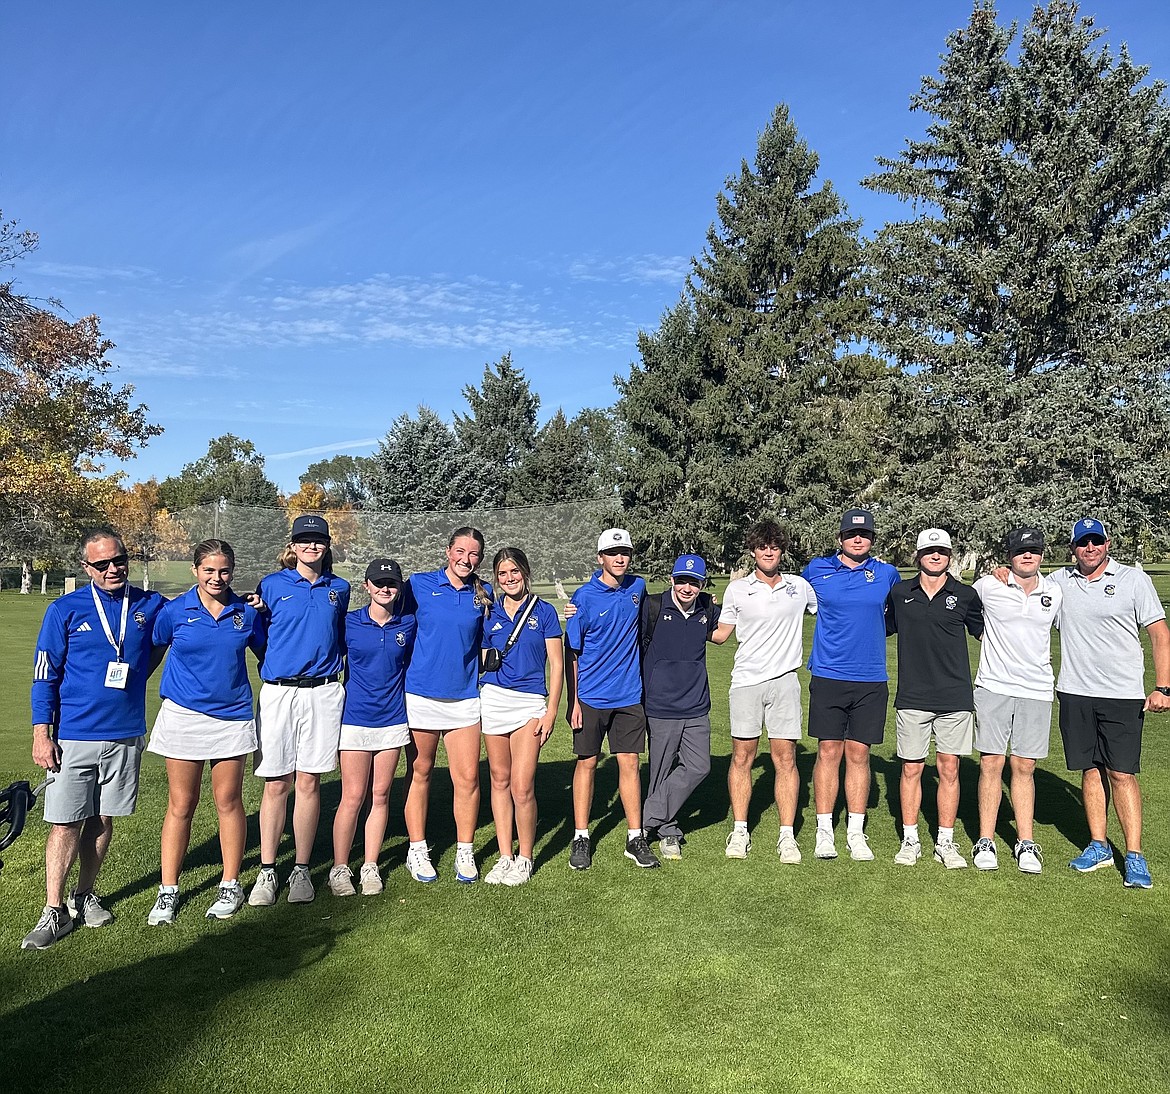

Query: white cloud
268 438 380 461
568 252 691 285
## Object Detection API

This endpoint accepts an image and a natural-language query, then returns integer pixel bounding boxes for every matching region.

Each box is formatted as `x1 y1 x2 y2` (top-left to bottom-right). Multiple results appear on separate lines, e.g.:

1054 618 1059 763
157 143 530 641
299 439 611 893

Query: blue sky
5 1 1170 494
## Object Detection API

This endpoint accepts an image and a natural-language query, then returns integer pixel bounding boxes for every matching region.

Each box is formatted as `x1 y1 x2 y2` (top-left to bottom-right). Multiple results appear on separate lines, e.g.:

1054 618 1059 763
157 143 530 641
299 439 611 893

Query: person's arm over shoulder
564 591 588 652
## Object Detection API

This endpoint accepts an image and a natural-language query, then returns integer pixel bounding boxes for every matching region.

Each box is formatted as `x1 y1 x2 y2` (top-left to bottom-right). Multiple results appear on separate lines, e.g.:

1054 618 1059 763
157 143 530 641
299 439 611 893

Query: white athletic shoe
359 862 383 895
776 833 801 864
814 828 838 860
725 828 751 859
147 886 178 926
894 837 922 866
934 839 968 870
1014 840 1043 875
205 881 245 919
846 831 874 861
248 867 279 907
454 846 479 884
327 864 356 897
484 857 514 885
287 864 316 903
406 845 438 883
973 837 998 871
503 856 533 886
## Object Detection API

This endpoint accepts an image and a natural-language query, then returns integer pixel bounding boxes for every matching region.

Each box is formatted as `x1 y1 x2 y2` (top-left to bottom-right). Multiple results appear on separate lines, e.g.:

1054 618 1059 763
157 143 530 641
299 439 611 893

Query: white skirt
148 699 257 761
405 693 481 732
480 683 547 736
339 722 411 751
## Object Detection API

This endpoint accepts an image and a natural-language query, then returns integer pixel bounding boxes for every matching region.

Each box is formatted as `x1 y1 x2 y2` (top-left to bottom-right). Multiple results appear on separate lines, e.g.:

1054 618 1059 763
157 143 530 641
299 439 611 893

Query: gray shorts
975 687 1052 760
43 736 145 824
895 710 973 761
729 672 802 740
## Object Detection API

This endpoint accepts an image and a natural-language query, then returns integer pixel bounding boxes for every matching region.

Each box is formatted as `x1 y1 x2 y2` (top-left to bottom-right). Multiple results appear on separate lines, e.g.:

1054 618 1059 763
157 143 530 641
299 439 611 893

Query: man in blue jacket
641 554 723 860
23 529 166 950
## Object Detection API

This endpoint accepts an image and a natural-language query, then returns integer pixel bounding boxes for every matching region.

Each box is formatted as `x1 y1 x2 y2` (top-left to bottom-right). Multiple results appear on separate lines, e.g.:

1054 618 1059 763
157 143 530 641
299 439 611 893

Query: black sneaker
569 835 592 871
624 835 661 869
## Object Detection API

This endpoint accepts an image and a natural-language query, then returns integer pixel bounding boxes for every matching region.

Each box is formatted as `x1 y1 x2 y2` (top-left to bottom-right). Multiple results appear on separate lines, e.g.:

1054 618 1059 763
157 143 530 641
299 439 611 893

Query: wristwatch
1156 686 1170 696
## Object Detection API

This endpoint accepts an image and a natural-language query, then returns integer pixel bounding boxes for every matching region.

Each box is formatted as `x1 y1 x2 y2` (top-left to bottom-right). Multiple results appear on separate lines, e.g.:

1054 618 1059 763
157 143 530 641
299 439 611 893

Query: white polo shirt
720 572 817 689
1049 560 1166 700
973 573 1062 701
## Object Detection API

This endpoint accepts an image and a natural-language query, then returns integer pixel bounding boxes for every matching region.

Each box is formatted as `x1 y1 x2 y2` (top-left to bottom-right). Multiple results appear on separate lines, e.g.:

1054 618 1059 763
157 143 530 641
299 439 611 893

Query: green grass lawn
1 577 1168 1094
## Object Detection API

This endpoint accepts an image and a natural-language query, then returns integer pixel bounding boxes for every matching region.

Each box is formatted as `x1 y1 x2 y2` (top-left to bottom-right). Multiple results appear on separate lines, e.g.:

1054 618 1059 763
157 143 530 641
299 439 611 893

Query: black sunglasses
85 554 129 573
370 579 399 589
1074 535 1106 547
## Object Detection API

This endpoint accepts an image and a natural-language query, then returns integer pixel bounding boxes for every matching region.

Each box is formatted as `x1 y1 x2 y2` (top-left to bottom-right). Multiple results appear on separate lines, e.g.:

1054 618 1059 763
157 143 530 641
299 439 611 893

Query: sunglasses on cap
1074 535 1107 547
85 554 129 573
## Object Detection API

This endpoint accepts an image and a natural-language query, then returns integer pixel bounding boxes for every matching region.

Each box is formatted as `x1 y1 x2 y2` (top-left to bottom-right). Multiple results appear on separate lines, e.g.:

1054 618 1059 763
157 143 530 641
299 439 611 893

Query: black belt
270 674 341 689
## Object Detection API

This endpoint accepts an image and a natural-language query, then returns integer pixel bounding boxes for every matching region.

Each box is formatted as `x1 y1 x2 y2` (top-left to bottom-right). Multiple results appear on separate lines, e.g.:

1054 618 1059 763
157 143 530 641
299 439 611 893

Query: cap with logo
1006 527 1045 555
839 508 876 536
290 514 331 542
915 528 953 553
1071 517 1108 544
671 554 708 581
597 528 634 553
365 558 404 585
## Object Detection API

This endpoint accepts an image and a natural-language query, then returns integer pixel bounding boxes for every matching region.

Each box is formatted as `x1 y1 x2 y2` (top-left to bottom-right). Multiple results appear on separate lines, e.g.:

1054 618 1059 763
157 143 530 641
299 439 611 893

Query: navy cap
839 508 876 535
290 514 331 542
365 558 403 584
672 554 708 581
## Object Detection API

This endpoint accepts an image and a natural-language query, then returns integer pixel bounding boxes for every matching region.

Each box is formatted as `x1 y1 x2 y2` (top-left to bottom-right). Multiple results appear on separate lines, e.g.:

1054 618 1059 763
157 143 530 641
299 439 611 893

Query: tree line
4 2 1169 587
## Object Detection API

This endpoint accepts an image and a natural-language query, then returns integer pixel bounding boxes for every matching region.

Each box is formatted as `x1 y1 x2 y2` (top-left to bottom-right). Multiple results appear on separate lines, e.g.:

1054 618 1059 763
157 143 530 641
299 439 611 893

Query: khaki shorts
729 672 802 740
43 736 145 824
895 709 973 761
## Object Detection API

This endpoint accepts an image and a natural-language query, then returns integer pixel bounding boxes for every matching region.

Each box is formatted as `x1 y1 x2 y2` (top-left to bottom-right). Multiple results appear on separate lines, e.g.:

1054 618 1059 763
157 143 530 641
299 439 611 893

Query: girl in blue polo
328 559 416 898
479 547 563 886
147 539 265 924
403 526 491 885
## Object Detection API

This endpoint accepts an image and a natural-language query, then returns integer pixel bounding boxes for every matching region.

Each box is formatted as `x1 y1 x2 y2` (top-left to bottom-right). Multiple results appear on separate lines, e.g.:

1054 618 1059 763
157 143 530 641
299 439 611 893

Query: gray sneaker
248 867 279 907
205 881 245 919
725 828 751 859
359 862 383 895
67 887 114 928
147 886 179 926
287 865 315 903
21 906 74 951
659 836 683 861
894 837 922 866
934 839 968 869
776 833 801 864
327 864 356 897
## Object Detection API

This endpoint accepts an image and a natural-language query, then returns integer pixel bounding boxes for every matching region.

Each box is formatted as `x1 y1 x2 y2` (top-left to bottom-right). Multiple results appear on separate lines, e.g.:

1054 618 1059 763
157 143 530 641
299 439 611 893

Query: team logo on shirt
785 585 797 597
631 593 640 605
699 615 708 626
1105 584 1116 597
1041 595 1053 608
396 631 406 646
865 570 874 583
329 590 339 605
133 611 147 628
233 613 245 630
945 595 958 611
527 617 539 630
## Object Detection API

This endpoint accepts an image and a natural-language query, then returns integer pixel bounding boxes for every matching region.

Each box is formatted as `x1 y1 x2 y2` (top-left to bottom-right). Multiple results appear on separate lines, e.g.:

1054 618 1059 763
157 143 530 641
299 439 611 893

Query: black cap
1006 527 1045 555
290 514 330 542
365 558 403 584
839 508 876 536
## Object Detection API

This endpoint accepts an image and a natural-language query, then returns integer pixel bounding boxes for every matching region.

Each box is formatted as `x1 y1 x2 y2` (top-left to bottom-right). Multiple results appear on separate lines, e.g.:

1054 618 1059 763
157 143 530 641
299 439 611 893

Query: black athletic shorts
808 676 888 745
573 702 647 758
1057 692 1144 775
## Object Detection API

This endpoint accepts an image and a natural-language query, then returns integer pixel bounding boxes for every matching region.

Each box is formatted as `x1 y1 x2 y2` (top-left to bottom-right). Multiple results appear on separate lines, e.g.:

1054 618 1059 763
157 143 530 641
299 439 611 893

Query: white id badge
104 661 129 690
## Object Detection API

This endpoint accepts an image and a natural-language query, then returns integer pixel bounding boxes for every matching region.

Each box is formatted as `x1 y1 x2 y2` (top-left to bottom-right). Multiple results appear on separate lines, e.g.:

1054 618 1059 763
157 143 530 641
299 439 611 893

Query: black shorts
1057 693 1144 774
808 676 888 745
574 702 647 758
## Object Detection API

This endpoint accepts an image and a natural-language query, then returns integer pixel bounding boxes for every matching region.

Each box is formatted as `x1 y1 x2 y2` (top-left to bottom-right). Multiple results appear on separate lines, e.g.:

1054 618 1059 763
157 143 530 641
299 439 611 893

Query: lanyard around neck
90 582 130 661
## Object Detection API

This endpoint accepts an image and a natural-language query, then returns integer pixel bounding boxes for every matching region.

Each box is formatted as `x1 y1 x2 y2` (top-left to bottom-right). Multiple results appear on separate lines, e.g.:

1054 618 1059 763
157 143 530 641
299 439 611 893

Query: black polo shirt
885 575 984 712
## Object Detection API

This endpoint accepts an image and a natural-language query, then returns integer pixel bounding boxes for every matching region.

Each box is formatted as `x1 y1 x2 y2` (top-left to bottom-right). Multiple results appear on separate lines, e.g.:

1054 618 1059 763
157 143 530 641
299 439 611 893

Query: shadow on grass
3 916 338 1094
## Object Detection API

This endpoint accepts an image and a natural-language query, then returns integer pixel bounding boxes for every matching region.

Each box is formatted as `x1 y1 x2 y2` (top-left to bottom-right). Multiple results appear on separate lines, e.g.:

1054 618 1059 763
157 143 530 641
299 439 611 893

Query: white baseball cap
915 528 953 553
597 528 633 552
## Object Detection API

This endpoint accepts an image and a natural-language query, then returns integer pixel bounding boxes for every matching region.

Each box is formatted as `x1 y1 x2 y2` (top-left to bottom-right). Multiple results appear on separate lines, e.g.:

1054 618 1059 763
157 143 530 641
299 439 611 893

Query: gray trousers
642 715 712 838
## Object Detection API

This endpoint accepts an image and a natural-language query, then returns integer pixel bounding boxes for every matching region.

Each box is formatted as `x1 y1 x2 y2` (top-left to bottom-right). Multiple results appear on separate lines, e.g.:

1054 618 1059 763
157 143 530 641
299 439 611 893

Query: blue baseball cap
672 554 708 581
1071 517 1108 544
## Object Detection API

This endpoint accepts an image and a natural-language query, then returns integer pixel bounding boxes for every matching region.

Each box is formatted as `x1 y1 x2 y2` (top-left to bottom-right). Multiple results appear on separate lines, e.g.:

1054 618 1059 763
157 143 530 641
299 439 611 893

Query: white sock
409 840 428 852
938 826 954 844
456 841 474 853
574 828 590 840
816 813 833 833
221 878 238 887
779 826 794 839
847 812 865 835
159 884 178 894
734 820 749 832
628 828 642 840
903 824 920 843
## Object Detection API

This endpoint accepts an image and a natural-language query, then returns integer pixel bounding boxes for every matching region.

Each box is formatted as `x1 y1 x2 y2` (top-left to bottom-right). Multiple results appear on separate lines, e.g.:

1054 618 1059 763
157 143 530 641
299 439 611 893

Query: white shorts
480 683 547 736
729 673 802 740
405 693 481 732
148 699 257 761
339 722 411 751
255 681 344 777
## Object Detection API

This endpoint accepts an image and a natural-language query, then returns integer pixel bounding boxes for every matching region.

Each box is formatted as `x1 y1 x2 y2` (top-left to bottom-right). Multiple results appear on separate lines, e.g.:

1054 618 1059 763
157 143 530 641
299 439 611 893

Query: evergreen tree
865 0 1170 560
158 434 280 509
365 406 477 512
300 454 372 508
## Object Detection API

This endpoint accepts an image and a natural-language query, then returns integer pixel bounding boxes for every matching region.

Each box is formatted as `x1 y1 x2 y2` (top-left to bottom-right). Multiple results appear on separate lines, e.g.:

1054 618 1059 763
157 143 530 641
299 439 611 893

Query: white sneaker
328 864 356 897
973 837 998 871
894 837 922 866
725 828 751 859
147 886 178 926
846 831 874 861
359 861 383 895
287 865 316 903
484 857 514 885
454 846 478 884
205 881 245 919
248 868 279 907
934 839 968 869
776 833 801 864
1014 840 1043 875
406 845 438 883
814 828 838 859
503 856 533 886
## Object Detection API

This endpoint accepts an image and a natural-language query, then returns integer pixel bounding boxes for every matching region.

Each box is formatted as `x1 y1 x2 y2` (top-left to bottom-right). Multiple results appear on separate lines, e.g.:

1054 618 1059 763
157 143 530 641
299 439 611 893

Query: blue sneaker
1123 852 1153 889
1070 840 1114 873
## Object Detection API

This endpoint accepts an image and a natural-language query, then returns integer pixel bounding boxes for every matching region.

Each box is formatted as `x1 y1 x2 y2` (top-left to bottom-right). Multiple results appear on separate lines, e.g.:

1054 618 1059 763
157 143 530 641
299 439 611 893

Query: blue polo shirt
154 588 265 720
406 569 492 700
256 568 349 680
802 554 901 682
343 606 416 727
31 583 166 742
565 572 646 708
480 597 562 696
